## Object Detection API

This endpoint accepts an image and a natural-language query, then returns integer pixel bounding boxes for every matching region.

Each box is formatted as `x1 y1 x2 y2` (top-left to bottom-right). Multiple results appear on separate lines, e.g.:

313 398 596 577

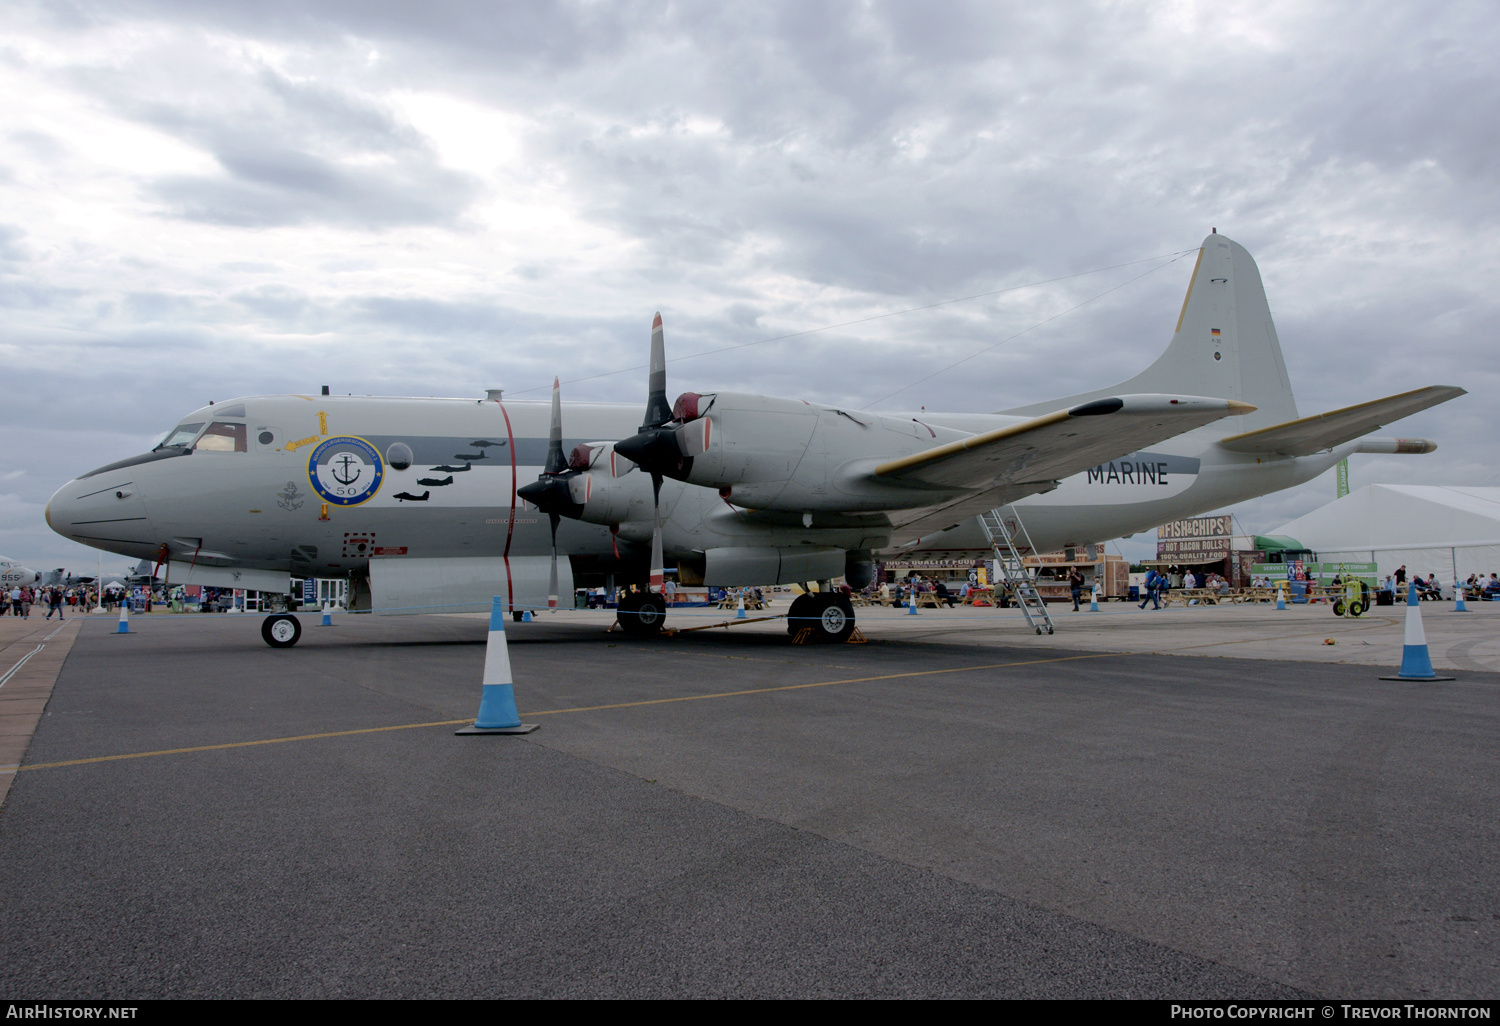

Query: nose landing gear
262 613 302 647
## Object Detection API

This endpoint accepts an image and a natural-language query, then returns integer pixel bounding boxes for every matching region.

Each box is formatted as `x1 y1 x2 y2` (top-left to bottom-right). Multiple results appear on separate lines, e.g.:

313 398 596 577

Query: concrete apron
0 616 85 809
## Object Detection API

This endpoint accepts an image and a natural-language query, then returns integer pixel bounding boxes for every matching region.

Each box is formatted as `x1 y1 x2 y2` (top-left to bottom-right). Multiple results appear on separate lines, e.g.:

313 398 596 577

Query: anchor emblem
330 454 362 486
276 481 304 512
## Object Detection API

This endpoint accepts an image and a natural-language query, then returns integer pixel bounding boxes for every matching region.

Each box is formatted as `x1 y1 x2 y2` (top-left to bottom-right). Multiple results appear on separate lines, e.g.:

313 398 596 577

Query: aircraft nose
46 474 154 552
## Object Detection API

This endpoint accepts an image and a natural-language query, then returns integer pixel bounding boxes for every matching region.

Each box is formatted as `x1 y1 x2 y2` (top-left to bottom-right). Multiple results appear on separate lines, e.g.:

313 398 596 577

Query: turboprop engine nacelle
556 444 661 526
663 391 973 513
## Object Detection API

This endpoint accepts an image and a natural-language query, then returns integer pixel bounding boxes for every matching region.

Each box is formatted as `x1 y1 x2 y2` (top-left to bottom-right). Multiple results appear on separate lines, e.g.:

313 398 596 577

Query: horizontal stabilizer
1217 386 1464 457
880 394 1254 542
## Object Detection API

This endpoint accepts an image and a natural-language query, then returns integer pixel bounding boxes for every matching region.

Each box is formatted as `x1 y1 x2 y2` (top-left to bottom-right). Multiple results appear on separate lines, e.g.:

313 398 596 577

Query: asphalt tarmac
0 611 1495 998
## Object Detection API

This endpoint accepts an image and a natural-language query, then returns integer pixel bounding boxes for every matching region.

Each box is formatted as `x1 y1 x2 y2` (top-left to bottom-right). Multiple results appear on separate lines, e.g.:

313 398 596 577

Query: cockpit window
155 423 204 450
195 422 248 453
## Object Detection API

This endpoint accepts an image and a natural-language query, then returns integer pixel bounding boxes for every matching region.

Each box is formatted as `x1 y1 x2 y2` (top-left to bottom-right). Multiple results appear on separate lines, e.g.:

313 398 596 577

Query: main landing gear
612 589 859 644
786 592 856 644
616 592 668 636
262 613 302 648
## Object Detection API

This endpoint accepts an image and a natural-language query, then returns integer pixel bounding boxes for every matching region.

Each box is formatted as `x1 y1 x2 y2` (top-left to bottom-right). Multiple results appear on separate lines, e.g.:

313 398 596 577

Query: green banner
1249 562 1377 583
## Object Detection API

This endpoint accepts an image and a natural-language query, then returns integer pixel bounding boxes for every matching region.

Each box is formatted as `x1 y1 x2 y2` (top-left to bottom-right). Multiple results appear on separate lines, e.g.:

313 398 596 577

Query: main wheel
790 594 854 643
786 594 818 636
617 593 666 635
1333 600 1346 616
261 614 302 648
814 595 855 643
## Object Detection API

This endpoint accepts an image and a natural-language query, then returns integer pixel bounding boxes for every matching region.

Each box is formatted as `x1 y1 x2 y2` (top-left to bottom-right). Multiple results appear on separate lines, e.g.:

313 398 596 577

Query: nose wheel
262 614 302 648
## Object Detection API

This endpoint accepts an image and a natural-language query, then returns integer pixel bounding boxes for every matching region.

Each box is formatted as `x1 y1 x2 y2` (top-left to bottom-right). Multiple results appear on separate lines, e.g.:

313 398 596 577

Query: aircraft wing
1216 385 1464 457
878 394 1254 541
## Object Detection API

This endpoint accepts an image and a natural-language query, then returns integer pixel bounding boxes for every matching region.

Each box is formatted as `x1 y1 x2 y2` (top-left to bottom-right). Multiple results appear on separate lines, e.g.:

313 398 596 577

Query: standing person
1068 567 1084 611
45 587 63 621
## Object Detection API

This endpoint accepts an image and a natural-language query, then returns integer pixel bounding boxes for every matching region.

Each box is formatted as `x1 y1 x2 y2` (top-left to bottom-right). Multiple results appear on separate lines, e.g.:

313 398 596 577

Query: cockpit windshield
195 421 247 453
154 423 204 450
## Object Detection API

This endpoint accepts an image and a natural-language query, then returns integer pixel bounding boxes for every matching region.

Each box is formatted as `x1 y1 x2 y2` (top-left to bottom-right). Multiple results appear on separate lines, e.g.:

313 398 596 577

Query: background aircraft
45 233 1461 646
38 560 157 592
1 557 41 588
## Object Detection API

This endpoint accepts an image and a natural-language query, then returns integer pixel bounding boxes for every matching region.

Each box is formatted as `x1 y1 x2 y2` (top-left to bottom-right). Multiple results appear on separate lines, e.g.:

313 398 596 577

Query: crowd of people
1388 569 1500 601
0 585 113 619
1461 573 1500 599
0 584 147 619
1135 565 1233 609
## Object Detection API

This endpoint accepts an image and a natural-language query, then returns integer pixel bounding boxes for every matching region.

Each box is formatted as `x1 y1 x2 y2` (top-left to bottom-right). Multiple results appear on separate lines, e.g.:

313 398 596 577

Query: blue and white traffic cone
1381 583 1455 681
1276 583 1287 610
1089 585 1100 612
1455 582 1467 613
320 602 333 626
907 594 919 614
735 595 746 619
456 597 538 734
521 609 533 622
116 602 130 634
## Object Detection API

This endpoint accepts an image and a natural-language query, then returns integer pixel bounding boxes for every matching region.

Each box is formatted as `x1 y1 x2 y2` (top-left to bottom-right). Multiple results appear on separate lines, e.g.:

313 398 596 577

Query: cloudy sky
4 0 1496 573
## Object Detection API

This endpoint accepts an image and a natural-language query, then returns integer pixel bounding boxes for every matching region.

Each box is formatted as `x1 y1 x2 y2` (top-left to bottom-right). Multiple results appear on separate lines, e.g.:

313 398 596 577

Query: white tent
1268 485 1500 583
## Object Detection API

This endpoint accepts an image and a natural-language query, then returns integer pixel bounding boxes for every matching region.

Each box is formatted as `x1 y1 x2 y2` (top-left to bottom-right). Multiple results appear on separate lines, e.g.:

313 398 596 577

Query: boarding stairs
978 509 1055 635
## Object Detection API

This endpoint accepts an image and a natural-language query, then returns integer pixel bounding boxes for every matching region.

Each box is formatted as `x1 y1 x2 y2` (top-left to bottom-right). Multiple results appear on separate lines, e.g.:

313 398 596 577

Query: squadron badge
307 436 384 506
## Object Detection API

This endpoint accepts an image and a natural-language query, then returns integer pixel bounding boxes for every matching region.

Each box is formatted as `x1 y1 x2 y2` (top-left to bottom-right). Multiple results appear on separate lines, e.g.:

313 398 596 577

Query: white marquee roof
1271 485 1500 551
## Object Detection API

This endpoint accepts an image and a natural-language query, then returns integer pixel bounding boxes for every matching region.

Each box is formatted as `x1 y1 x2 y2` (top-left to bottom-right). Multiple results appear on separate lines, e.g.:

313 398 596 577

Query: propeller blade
613 312 693 479
644 312 672 429
649 465 664 592
649 517 665 594
548 512 560 610
544 377 567 475
515 375 585 519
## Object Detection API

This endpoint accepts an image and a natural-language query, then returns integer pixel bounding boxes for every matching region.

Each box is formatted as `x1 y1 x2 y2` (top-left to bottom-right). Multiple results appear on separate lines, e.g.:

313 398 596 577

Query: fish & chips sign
1156 515 1233 562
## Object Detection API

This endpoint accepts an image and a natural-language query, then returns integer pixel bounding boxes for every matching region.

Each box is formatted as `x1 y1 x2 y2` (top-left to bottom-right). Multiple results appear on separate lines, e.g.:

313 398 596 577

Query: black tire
786 594 818 636
1333 600 1346 616
261 614 301 648
618 593 666 635
790 594 855 643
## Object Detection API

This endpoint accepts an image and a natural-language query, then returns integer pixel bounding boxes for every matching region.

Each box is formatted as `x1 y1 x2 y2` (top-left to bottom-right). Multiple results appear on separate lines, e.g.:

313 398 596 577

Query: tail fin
1003 232 1299 432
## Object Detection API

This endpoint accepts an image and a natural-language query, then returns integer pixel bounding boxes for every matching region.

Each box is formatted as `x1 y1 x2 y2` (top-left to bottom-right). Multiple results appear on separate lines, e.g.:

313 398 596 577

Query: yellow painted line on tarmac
5 719 473 772
3 652 1118 773
522 651 1118 716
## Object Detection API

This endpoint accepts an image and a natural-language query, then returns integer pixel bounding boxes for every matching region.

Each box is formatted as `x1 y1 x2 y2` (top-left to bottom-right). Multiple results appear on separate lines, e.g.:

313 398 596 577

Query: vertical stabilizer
1003 234 1298 432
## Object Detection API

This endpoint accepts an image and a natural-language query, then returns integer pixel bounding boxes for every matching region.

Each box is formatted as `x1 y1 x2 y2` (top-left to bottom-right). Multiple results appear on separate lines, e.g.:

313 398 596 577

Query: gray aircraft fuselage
45 393 1346 579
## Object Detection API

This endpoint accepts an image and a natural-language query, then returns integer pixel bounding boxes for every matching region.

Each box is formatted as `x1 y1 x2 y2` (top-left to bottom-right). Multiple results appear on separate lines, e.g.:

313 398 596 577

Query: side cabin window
195 422 247 453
